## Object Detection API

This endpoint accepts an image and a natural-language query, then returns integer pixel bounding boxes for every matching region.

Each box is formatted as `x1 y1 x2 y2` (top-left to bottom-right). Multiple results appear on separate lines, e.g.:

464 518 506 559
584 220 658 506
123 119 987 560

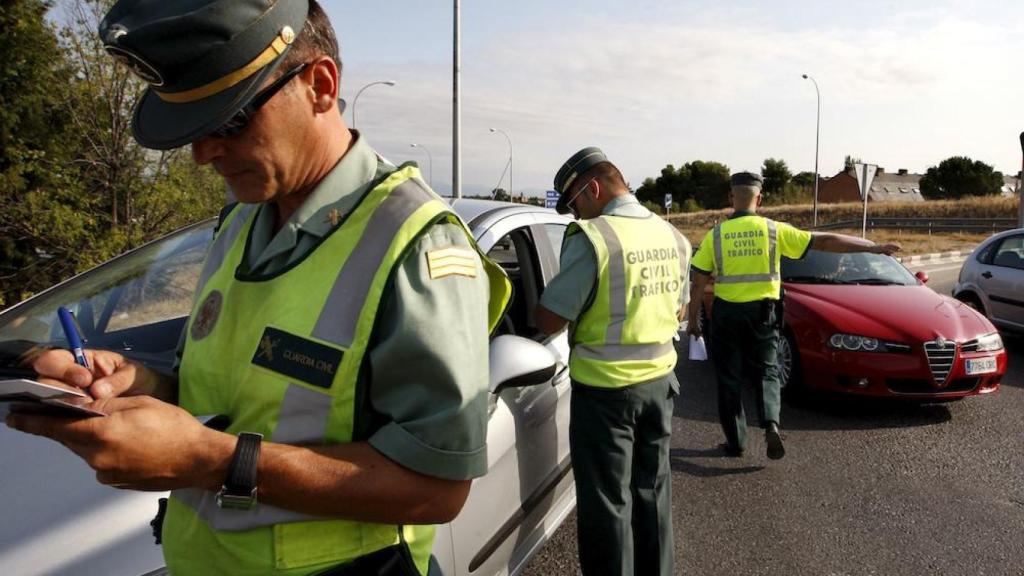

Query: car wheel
777 331 802 397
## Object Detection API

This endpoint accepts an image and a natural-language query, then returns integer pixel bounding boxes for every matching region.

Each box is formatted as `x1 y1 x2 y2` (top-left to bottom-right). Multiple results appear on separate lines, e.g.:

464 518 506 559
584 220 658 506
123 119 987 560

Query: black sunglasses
209 62 310 139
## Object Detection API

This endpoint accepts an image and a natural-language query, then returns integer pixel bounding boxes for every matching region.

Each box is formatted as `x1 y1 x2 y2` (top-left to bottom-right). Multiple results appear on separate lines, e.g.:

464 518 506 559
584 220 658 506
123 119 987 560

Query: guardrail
811 217 1019 234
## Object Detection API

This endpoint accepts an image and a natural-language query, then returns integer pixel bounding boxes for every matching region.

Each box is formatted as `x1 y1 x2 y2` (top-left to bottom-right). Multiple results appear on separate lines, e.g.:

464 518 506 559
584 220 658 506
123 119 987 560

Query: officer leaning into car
687 172 901 460
5 1 512 575
535 148 691 576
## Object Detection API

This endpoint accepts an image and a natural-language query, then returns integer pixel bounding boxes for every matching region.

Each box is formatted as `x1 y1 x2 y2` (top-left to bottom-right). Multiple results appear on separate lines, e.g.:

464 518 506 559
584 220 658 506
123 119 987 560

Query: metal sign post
664 193 672 215
853 163 877 238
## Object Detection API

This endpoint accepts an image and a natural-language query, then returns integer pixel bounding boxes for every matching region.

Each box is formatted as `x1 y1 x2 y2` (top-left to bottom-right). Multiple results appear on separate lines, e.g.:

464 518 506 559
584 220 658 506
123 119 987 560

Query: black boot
766 422 785 460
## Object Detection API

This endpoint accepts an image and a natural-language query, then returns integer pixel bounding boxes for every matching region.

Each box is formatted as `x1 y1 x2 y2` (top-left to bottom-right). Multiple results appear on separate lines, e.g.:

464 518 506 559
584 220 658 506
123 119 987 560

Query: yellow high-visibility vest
166 165 511 575
568 214 688 388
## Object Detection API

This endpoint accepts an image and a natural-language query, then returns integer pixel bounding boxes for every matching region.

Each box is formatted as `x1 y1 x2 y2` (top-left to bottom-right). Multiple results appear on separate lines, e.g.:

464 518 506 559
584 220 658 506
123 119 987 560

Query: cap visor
132 57 286 150
555 193 572 215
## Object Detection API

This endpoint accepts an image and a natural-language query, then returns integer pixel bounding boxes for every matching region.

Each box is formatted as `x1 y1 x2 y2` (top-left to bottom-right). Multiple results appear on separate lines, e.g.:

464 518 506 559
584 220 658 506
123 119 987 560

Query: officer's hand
6 395 230 491
873 243 902 256
30 348 157 399
686 315 702 338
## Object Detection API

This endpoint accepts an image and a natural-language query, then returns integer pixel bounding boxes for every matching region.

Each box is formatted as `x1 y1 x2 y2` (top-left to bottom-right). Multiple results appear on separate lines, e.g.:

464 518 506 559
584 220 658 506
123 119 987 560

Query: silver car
0 199 575 576
953 227 1024 334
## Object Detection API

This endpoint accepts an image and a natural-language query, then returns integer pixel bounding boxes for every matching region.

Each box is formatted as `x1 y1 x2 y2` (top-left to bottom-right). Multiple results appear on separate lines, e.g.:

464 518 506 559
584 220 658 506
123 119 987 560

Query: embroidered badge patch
191 290 223 341
251 327 343 389
426 246 478 280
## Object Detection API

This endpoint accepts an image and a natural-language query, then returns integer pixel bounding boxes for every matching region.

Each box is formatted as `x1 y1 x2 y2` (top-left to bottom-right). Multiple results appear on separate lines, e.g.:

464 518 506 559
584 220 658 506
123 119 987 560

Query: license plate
966 357 997 375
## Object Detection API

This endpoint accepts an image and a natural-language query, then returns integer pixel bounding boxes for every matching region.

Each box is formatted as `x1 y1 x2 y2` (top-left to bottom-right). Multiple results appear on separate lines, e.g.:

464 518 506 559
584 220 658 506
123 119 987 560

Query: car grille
923 340 957 385
960 338 985 353
887 378 979 394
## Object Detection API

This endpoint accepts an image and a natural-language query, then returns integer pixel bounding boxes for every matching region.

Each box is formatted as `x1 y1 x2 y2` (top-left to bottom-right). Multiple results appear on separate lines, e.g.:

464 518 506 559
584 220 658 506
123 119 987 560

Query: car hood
785 283 996 343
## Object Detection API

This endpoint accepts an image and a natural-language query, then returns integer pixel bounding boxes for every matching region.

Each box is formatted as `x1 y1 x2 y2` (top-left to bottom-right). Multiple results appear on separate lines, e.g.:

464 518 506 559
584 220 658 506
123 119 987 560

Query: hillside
668 196 1019 255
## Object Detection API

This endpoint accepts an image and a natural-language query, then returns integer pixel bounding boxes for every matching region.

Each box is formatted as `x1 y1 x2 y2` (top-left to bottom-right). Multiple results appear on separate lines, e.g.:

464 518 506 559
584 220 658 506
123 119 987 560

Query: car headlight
829 333 881 352
973 332 1004 352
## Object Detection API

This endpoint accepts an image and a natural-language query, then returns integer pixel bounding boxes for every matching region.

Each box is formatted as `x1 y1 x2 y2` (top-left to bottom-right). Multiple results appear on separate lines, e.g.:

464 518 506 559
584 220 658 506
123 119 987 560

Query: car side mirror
915 271 929 284
489 335 557 394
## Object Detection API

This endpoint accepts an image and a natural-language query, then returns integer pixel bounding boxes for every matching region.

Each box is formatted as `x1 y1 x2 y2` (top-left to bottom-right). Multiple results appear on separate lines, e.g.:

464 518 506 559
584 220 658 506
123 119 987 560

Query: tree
761 158 792 197
687 161 731 209
490 188 510 202
843 155 862 170
636 160 730 210
0 0 82 305
0 0 224 308
919 156 1004 200
792 171 816 190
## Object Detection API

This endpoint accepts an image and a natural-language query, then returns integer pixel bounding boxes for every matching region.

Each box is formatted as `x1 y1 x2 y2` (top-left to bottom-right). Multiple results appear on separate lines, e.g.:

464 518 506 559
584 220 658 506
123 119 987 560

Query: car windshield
782 249 917 286
0 221 214 366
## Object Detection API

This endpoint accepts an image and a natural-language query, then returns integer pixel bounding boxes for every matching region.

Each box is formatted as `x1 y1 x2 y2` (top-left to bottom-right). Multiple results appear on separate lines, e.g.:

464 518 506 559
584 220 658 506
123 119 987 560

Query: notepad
0 378 105 417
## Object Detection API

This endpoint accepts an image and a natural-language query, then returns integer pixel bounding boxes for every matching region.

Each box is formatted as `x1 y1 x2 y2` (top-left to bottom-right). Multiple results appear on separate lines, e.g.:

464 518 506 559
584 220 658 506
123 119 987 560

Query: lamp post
351 80 396 129
1018 132 1023 227
453 0 462 198
489 127 513 198
410 143 433 188
802 74 821 227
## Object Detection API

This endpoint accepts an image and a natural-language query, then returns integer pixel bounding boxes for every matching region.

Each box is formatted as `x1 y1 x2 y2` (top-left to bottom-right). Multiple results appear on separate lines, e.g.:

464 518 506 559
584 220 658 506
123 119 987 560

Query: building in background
819 166 924 203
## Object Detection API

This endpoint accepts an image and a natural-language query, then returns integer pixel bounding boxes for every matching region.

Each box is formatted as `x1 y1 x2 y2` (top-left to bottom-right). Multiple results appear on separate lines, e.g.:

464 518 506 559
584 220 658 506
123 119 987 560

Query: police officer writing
535 148 691 576
687 172 900 460
5 1 511 574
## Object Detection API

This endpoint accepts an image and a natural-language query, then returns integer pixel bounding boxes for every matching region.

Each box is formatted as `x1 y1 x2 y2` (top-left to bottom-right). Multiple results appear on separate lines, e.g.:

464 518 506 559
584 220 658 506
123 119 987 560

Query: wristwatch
216 432 263 510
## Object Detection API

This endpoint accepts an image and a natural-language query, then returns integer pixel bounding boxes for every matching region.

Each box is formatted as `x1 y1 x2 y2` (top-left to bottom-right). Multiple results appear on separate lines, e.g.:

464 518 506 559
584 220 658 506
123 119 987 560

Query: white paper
688 335 708 361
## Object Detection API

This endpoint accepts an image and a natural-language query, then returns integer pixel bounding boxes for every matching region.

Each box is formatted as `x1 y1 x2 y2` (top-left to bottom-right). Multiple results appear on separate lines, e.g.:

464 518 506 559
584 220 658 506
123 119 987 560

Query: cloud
348 9 1022 196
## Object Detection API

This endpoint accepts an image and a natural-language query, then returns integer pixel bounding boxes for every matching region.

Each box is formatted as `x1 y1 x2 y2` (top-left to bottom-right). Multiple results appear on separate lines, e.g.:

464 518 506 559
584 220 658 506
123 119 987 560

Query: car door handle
981 271 993 279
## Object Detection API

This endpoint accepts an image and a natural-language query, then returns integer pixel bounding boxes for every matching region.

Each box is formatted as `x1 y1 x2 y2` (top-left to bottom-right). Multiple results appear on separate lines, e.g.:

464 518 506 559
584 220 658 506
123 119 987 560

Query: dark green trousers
569 373 677 576
710 298 781 450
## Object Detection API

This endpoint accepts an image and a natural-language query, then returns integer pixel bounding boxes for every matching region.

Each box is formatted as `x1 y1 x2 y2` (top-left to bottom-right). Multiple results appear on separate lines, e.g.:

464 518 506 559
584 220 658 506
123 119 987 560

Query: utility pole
452 0 462 198
1018 132 1023 227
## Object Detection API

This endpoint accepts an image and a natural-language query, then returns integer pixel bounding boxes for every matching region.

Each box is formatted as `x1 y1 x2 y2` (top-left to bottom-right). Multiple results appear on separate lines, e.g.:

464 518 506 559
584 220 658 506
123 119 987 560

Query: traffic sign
545 190 559 210
853 163 877 238
663 193 672 213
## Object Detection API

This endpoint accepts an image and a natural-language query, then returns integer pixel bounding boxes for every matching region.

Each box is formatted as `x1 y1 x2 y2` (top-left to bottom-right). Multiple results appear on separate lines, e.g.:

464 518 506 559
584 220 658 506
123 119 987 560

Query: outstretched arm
810 233 901 256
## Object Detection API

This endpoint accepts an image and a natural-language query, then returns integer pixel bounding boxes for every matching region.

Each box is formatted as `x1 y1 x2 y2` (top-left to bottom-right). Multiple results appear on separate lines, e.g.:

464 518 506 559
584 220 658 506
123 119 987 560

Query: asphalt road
523 258 1024 576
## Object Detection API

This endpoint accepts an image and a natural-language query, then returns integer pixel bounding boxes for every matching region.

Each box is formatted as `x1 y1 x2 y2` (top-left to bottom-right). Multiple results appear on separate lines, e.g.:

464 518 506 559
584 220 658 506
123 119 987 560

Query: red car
704 250 1007 399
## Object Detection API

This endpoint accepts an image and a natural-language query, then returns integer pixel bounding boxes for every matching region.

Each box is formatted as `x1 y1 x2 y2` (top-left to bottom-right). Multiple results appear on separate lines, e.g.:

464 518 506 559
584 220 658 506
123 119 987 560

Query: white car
0 199 575 576
953 227 1024 334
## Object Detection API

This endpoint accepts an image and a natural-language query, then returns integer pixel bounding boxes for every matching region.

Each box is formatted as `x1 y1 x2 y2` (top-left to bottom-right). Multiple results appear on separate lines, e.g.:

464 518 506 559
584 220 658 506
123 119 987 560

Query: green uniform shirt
181 132 492 480
540 195 690 321
691 210 812 302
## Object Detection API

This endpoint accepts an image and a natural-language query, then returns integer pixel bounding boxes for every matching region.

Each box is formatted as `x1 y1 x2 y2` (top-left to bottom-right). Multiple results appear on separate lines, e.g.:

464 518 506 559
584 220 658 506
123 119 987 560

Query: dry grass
670 196 1018 255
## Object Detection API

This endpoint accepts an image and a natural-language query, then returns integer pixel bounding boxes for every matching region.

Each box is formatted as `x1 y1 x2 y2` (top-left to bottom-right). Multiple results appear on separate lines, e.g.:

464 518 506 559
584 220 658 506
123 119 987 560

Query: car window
782 250 917 285
991 235 1024 270
487 227 544 339
0 222 213 352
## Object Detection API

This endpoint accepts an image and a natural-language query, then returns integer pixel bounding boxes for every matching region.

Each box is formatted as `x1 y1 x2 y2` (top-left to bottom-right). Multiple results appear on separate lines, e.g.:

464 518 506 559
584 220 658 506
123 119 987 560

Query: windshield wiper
844 278 905 286
783 276 853 284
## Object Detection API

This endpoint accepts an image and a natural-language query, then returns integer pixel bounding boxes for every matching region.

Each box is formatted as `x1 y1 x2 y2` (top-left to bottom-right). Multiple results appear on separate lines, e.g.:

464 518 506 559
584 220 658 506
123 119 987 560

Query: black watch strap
217 432 262 510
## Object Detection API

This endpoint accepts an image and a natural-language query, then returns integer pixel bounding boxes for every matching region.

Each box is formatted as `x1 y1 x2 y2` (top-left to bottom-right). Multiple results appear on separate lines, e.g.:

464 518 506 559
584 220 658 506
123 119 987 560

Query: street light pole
351 80 396 129
489 127 513 198
410 143 433 189
453 0 462 198
1018 132 1023 227
802 74 821 227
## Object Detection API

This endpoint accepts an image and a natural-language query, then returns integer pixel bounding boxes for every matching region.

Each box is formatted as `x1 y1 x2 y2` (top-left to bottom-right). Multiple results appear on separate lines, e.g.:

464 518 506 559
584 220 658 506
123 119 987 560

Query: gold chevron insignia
426 247 478 279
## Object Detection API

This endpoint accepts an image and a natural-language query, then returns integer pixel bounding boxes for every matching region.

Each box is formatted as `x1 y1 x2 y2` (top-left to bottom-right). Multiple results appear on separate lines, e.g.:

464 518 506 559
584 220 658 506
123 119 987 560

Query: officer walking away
6 1 511 575
535 148 691 576
686 172 899 460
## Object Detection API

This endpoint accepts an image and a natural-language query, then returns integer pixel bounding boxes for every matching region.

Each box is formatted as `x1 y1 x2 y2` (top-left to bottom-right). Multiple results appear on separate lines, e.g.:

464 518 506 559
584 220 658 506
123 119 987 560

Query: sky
326 1 1021 197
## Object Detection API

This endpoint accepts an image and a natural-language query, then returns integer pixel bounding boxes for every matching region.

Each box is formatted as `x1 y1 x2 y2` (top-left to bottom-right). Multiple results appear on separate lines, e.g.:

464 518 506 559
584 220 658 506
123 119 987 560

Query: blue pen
57 306 90 369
